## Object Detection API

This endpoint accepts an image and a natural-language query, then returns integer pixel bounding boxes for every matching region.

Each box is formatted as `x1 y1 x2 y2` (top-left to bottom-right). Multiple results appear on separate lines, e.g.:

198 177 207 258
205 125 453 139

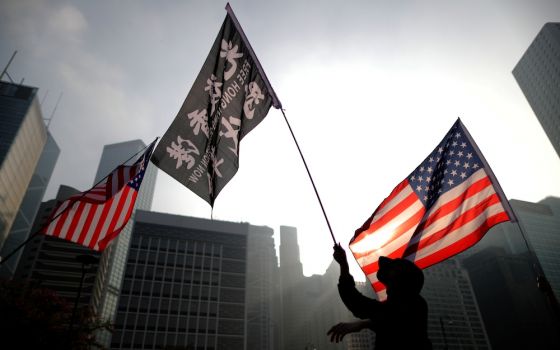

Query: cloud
46 4 87 44
0 1 87 58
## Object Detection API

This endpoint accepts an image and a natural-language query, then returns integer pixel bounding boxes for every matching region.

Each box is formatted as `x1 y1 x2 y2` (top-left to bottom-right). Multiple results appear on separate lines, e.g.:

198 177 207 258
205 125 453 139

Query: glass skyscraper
513 22 560 158
0 81 47 250
0 131 59 278
90 139 157 346
509 198 560 302
12 139 157 347
459 197 560 349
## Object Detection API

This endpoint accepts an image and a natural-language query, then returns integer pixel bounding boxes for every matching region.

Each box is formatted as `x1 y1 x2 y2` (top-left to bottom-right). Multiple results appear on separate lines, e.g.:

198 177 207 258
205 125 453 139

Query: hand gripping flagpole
0 138 158 266
226 3 337 244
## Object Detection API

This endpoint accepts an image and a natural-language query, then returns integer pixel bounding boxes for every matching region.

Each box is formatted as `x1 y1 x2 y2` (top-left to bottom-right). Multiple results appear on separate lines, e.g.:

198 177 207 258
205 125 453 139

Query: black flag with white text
151 7 280 206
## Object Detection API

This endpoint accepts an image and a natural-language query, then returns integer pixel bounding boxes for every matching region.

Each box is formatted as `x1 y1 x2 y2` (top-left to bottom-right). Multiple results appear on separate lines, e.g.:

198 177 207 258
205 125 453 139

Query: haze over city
1 0 559 278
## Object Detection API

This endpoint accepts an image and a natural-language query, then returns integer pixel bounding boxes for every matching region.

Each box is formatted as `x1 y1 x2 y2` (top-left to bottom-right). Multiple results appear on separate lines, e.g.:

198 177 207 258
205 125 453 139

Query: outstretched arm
327 320 373 343
334 244 381 320
333 243 350 278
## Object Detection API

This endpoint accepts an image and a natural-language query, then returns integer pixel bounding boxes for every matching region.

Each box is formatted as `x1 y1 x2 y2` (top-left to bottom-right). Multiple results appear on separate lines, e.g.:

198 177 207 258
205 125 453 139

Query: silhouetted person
328 244 432 349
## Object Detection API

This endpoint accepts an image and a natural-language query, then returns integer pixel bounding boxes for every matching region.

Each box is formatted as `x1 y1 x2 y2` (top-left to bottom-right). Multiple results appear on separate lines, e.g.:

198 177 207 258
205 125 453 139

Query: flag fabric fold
349 118 516 300
41 140 156 251
151 6 278 207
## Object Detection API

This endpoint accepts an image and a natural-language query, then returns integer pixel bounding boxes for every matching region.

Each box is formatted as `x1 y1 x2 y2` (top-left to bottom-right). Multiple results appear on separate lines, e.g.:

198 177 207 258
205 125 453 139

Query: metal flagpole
225 3 337 243
280 109 337 244
0 138 158 266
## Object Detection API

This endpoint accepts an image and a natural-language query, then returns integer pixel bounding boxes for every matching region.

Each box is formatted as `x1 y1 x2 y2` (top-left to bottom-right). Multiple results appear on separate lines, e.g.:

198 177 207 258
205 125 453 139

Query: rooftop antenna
0 50 17 83
45 92 63 130
41 90 50 106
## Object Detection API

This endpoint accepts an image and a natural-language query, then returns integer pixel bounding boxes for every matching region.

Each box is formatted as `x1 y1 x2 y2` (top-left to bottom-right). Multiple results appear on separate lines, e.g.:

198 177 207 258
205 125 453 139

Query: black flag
151 4 281 207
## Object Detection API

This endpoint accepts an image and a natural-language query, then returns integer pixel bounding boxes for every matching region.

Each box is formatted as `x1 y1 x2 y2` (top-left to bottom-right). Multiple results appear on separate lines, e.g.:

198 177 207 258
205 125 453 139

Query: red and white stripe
349 168 510 300
42 163 141 251
72 164 140 203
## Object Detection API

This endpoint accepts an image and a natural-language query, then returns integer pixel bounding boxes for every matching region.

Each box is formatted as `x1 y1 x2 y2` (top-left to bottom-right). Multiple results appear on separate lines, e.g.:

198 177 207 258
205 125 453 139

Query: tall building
110 210 279 350
0 81 47 250
90 140 157 346
509 198 560 300
0 131 59 278
278 226 362 350
15 185 101 309
422 258 491 349
278 225 307 350
458 197 560 349
513 22 560 158
462 247 560 349
245 223 280 350
12 139 156 346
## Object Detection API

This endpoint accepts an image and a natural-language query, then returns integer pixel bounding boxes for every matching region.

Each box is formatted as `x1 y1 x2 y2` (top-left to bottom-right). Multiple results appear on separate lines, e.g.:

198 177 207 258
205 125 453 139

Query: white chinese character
243 82 265 119
204 74 223 115
210 152 224 178
187 109 209 137
166 136 200 169
220 39 243 81
219 116 241 155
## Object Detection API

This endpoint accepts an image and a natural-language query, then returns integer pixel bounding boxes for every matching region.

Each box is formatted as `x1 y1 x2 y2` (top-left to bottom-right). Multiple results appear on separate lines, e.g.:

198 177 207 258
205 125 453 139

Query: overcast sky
1 0 560 278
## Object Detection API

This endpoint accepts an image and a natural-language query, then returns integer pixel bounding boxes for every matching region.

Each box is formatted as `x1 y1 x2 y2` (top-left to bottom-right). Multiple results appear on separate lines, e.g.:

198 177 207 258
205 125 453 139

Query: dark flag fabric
151 5 280 206
41 141 156 251
349 119 516 300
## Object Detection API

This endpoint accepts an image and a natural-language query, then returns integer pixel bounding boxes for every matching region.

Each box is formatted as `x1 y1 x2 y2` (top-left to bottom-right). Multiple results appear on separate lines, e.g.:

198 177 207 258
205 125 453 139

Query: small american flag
349 119 516 300
41 140 156 251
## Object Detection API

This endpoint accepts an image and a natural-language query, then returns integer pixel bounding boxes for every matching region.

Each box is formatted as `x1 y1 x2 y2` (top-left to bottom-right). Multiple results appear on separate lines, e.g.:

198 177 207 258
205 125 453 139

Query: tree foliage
0 279 111 349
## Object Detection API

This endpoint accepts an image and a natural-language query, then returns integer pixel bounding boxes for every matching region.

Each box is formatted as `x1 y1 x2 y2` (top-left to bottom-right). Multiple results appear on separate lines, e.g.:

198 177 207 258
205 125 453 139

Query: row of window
117 302 244 320
116 325 219 333
120 288 244 303
124 258 246 273
122 272 245 289
118 309 218 318
114 345 214 350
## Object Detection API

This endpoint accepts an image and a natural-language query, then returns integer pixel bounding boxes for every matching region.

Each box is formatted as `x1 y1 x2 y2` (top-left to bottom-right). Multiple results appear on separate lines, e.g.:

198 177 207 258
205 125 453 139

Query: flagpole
459 118 518 222
224 3 336 243
280 109 337 244
0 138 158 266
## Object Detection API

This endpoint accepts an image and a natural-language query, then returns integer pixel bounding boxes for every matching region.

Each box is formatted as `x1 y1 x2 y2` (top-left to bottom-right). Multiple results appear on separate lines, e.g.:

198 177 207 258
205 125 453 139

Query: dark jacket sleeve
338 274 381 320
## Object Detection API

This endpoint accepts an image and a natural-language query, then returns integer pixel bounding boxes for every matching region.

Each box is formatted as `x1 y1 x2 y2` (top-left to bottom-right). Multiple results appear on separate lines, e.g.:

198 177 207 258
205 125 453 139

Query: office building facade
278 225 307 350
90 140 157 346
110 210 279 350
513 22 560 158
15 185 101 308
458 197 560 349
12 139 156 346
0 81 47 250
509 198 560 300
422 258 491 349
0 131 59 278
462 247 560 349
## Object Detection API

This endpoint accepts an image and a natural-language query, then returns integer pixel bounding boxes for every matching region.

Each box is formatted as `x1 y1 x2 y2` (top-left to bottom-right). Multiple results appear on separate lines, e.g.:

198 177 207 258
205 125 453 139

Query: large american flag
41 140 156 251
349 119 516 300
